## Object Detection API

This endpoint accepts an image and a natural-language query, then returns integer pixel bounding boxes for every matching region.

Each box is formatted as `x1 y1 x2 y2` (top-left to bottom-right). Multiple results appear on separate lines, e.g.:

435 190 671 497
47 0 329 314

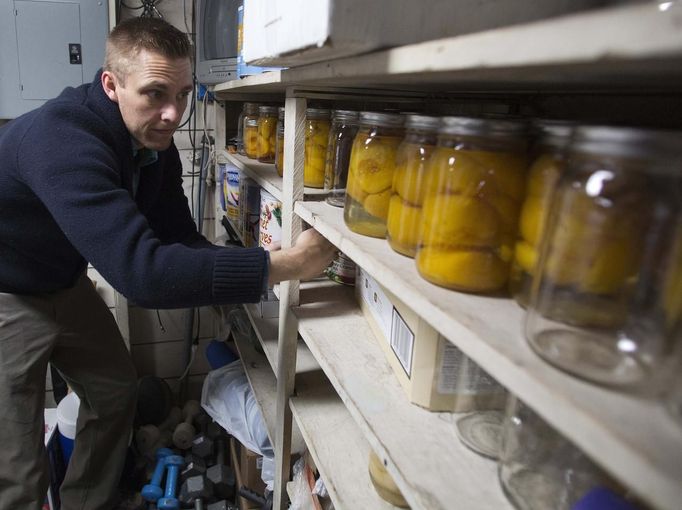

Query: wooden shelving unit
212 3 682 509
290 372 400 510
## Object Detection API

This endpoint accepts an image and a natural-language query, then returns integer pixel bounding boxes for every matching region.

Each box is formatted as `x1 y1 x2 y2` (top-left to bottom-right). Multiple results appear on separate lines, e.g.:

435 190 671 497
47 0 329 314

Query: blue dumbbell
141 447 174 502
157 455 185 510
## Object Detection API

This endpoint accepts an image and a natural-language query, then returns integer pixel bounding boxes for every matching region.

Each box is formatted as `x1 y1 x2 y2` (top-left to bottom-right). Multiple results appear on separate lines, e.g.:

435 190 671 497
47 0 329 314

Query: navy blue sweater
0 72 267 308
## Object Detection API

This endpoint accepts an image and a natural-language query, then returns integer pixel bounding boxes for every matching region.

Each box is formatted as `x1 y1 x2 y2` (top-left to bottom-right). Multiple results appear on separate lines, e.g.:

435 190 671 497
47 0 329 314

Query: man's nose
161 101 183 123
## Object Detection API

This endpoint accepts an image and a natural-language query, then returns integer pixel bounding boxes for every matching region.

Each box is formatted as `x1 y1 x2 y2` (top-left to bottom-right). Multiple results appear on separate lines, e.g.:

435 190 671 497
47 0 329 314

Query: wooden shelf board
295 200 682 510
220 151 329 202
290 372 400 510
214 3 682 99
243 303 320 375
232 322 306 454
221 151 284 201
292 283 511 510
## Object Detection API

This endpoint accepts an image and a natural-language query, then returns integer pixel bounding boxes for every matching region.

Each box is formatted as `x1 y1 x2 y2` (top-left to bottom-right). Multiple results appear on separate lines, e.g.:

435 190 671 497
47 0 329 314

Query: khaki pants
0 274 137 510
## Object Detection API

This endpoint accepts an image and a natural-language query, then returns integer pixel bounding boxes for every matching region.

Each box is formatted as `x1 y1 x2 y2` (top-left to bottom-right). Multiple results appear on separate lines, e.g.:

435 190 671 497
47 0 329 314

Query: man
0 17 335 509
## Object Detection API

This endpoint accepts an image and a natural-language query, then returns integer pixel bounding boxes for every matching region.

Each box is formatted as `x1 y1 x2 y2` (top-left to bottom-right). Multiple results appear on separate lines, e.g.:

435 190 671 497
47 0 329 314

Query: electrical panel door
14 1 83 100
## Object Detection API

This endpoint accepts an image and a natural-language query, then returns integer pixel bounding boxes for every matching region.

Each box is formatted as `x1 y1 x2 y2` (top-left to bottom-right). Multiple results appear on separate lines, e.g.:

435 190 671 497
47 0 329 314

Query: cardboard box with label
356 267 506 412
230 437 266 510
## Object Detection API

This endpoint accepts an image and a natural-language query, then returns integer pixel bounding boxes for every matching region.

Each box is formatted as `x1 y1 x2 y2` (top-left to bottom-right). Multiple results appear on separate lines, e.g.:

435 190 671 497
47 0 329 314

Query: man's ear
101 71 119 103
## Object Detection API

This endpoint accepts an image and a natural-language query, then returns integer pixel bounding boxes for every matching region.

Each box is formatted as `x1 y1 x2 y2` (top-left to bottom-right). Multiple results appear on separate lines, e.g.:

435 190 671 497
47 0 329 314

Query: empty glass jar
386 114 440 257
415 116 527 293
304 108 331 188
344 112 405 238
499 396 613 510
257 105 278 163
525 126 682 388
324 109 359 207
510 120 573 307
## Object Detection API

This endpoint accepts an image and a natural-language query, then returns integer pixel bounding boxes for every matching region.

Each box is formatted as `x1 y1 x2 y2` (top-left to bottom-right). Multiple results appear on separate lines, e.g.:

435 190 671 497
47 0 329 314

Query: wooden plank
214 3 682 98
272 92 307 510
232 324 306 454
292 283 511 510
243 303 320 375
218 151 330 203
221 151 284 201
290 373 400 510
295 201 682 510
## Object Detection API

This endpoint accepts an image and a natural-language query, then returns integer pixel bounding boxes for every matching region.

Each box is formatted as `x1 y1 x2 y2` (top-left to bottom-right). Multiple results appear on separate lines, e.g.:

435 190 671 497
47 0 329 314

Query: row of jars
341 111 681 396
238 103 354 194
237 102 682 395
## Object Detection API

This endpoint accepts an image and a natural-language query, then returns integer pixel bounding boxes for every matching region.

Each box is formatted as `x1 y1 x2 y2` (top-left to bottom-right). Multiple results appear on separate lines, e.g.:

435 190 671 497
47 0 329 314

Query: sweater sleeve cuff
212 247 268 304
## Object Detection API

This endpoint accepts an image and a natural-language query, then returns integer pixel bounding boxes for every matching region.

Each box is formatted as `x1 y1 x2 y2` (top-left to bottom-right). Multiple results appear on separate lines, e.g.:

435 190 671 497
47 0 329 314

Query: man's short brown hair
104 17 193 82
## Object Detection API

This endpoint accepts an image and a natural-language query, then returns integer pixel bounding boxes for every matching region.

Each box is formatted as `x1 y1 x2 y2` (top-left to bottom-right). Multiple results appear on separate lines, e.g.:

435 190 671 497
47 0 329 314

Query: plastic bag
201 360 273 460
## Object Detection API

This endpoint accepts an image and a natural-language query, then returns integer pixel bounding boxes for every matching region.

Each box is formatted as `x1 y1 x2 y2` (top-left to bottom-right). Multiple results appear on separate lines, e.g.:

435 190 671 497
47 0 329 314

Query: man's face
102 50 193 150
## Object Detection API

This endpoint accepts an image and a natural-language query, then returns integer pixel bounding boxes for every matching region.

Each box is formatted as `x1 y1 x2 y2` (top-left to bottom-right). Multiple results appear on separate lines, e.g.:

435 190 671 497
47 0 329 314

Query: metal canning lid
258 105 278 115
332 109 359 121
439 116 526 138
533 119 575 149
405 114 441 131
572 125 682 161
359 111 405 128
306 108 331 119
244 102 260 115
533 119 574 139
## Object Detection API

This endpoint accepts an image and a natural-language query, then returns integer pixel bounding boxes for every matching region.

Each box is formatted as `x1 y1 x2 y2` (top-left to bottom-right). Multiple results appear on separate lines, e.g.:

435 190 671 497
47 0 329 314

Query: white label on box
390 308 414 377
437 340 461 395
256 456 263 470
359 270 392 342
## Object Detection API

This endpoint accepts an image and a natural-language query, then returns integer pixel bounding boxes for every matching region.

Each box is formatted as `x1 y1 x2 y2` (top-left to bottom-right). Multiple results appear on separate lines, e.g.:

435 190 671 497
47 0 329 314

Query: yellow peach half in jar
363 188 392 221
481 191 521 236
467 150 527 201
417 247 509 292
526 154 562 199
349 137 401 194
423 148 492 198
387 194 423 257
420 193 500 249
519 196 546 247
514 240 538 274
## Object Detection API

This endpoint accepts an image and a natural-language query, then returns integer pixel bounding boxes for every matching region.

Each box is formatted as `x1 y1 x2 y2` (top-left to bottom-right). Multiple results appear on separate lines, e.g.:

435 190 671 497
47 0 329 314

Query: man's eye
179 91 191 99
146 90 162 99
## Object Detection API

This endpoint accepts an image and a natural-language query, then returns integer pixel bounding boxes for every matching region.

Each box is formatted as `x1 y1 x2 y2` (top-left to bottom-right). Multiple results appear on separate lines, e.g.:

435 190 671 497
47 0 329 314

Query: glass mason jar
344 112 405 238
415 116 527 293
236 103 247 155
510 120 574 307
499 396 613 510
324 110 359 207
243 103 260 159
525 126 682 388
257 105 278 163
275 107 285 177
451 348 509 460
386 114 440 257
304 108 331 188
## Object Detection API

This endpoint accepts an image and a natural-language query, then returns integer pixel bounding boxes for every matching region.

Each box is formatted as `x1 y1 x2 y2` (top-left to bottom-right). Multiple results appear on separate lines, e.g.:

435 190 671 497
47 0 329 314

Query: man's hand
268 229 337 285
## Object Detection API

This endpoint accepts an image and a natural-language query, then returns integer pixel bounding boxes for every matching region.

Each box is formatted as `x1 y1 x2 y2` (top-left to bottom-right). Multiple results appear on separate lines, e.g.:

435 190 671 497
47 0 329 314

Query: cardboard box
356 267 506 412
239 177 260 248
243 0 605 67
230 437 266 510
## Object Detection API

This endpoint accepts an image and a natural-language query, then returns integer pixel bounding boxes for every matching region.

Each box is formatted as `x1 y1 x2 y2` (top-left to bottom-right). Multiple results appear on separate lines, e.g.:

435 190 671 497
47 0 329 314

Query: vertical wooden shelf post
273 91 306 510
